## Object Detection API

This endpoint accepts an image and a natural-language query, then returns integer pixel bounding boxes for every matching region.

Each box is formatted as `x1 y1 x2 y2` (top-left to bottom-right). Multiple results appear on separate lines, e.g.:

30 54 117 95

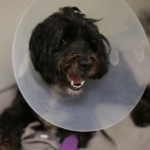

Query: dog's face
29 7 110 95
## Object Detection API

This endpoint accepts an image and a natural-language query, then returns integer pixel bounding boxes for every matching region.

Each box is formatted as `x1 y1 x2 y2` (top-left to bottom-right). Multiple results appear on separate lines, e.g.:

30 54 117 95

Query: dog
0 7 110 150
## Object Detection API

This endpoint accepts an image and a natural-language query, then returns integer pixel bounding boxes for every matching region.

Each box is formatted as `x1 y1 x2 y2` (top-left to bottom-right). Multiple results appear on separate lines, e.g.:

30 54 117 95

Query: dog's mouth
66 74 85 91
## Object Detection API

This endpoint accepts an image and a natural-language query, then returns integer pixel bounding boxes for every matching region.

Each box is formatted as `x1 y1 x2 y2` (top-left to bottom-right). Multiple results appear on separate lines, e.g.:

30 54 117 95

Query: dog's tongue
67 74 83 84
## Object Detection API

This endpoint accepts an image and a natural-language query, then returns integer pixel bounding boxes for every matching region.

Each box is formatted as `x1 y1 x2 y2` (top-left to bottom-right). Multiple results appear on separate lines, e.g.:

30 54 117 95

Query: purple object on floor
59 135 78 150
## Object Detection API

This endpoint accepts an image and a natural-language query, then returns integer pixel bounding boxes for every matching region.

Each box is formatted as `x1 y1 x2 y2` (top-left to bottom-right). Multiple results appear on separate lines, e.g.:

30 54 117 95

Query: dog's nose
78 59 92 71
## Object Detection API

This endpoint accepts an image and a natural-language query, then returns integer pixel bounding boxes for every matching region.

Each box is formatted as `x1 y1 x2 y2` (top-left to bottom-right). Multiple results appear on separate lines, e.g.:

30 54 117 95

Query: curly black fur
0 91 37 150
29 6 110 92
131 87 150 127
0 7 111 149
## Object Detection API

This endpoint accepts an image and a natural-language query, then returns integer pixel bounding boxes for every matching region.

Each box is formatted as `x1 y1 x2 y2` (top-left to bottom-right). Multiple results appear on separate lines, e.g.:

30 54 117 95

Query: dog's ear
29 23 44 72
29 23 54 76
95 34 110 79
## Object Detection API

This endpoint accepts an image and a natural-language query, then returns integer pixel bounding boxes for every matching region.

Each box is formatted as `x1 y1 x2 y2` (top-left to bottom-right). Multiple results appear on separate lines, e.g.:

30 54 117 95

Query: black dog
0 7 110 150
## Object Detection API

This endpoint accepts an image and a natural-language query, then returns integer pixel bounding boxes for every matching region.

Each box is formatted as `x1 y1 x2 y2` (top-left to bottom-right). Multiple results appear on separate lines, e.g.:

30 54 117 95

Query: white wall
0 0 34 90
0 0 150 90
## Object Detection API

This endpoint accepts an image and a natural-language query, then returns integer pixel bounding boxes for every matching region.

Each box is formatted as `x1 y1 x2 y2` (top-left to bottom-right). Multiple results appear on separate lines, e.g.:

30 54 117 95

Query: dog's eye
90 39 97 44
61 39 67 45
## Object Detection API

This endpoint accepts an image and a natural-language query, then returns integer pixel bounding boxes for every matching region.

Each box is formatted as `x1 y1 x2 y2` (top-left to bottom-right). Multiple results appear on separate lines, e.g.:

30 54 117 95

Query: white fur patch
66 88 82 96
51 84 82 96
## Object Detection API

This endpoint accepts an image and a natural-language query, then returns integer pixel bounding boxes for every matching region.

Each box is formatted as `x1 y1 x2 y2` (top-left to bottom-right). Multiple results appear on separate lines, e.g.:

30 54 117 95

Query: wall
0 0 34 90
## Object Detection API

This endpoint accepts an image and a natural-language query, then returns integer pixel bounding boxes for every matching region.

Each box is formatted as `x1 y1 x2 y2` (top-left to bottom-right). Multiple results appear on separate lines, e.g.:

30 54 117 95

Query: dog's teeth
71 81 74 86
71 80 85 89
81 80 85 86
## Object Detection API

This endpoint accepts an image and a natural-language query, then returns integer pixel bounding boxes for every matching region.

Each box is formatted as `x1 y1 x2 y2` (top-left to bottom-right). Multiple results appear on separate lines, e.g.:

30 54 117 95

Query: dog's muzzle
66 59 92 90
